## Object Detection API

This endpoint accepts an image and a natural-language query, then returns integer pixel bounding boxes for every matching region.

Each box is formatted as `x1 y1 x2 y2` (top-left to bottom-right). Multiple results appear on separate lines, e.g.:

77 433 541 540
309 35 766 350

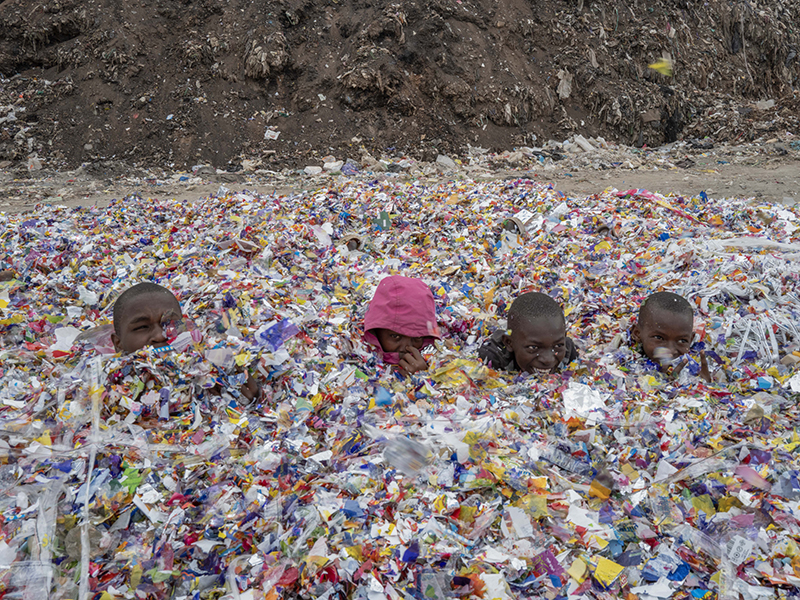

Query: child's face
504 317 567 373
376 329 424 356
633 308 693 363
112 293 182 354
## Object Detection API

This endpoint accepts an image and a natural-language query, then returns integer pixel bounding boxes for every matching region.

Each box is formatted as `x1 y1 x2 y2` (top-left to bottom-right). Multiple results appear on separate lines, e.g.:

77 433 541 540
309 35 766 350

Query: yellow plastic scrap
529 476 548 490
433 494 448 513
484 462 507 480
234 352 253 367
587 535 609 550
431 359 491 387
567 558 588 583
691 494 716 517
620 463 639 483
717 495 743 513
593 556 625 588
35 430 53 447
518 494 549 519
786 429 800 453
588 478 611 500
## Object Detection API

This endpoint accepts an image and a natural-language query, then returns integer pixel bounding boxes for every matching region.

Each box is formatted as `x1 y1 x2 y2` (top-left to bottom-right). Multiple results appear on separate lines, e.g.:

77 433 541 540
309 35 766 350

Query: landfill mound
0 0 798 169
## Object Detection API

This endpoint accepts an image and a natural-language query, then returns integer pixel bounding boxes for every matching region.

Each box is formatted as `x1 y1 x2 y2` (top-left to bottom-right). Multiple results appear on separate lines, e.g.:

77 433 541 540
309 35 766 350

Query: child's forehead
642 307 693 328
120 292 180 318
516 315 565 335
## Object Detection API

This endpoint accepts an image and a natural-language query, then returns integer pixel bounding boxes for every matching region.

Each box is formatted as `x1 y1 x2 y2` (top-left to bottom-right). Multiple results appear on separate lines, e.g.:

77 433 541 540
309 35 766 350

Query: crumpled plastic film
1 183 800 599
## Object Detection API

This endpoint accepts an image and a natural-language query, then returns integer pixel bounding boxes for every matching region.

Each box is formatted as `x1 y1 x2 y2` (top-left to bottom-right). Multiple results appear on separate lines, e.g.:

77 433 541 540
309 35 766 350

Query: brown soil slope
0 0 798 169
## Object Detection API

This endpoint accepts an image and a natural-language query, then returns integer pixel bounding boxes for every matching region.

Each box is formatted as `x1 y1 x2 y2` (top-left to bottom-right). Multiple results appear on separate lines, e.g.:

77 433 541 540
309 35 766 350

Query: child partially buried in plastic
108 282 261 415
363 275 441 377
630 291 712 382
478 292 578 374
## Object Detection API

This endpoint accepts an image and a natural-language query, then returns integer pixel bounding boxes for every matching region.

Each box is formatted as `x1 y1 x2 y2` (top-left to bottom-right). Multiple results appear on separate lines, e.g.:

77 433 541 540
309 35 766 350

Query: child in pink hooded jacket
363 275 441 376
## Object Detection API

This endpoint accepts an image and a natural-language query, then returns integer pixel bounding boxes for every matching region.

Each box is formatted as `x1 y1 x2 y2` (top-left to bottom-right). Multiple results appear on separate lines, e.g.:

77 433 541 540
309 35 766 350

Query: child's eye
391 334 402 340
134 325 148 331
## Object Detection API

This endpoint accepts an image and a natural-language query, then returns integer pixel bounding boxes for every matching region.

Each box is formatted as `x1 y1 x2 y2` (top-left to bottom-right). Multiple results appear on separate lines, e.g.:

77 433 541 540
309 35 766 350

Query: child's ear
631 323 641 343
502 331 513 351
111 333 121 352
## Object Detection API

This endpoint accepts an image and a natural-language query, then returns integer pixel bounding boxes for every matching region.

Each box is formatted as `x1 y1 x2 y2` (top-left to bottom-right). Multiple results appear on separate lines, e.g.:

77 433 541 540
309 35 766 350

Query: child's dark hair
112 282 177 335
507 292 565 327
639 291 692 325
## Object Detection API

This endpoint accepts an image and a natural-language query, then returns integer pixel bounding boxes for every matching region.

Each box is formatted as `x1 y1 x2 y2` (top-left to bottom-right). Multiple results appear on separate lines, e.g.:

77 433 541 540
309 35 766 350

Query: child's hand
397 346 429 376
240 373 261 403
669 351 711 383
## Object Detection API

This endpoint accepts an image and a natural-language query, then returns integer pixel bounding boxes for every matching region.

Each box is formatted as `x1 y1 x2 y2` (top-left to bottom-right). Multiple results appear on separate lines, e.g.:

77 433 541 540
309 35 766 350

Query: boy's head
112 282 182 353
503 292 568 373
633 291 694 362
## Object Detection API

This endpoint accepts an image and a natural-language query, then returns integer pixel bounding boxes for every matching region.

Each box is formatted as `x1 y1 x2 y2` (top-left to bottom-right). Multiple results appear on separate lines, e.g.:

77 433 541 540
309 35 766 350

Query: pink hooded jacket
363 276 440 364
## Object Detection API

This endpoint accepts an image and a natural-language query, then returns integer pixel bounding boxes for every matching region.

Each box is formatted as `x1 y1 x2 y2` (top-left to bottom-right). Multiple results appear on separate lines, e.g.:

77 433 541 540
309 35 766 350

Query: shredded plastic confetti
3 180 800 600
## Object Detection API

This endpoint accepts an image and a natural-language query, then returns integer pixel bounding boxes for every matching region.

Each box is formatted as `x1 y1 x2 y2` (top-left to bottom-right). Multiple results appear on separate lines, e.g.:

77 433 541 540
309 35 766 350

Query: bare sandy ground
1 155 798 215
546 157 800 205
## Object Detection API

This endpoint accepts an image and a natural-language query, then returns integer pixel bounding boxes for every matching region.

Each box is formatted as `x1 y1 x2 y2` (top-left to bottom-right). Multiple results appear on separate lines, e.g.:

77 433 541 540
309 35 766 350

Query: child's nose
150 325 167 345
537 351 558 369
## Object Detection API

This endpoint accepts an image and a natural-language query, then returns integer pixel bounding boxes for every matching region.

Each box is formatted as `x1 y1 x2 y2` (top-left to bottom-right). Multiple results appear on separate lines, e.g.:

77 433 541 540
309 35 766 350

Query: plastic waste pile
2 180 800 599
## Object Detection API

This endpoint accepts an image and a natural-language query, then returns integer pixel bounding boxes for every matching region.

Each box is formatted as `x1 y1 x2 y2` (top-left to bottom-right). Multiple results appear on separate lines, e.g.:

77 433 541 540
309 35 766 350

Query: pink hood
364 276 440 363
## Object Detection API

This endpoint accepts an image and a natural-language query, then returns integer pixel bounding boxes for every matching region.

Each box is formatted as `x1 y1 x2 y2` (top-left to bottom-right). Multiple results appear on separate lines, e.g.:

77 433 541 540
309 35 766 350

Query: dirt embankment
0 0 798 170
